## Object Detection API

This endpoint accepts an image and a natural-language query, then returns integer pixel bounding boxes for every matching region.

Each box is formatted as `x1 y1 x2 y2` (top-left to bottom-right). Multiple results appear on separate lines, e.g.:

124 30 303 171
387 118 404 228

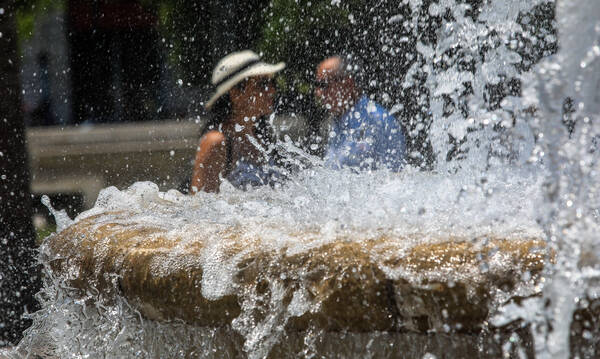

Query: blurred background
9 0 556 236
15 0 418 236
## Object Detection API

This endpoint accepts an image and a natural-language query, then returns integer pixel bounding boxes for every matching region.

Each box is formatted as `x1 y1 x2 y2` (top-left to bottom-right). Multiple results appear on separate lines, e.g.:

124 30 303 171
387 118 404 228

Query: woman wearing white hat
190 50 285 193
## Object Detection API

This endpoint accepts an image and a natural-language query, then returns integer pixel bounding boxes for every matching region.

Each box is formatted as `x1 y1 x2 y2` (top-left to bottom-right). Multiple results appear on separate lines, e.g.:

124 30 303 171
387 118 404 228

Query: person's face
315 61 352 116
236 75 276 118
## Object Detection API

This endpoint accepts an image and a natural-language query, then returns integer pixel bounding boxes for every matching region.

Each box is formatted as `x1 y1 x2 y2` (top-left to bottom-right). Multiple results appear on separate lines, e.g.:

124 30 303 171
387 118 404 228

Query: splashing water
11 0 600 358
16 171 545 358
510 1 600 358
40 195 73 233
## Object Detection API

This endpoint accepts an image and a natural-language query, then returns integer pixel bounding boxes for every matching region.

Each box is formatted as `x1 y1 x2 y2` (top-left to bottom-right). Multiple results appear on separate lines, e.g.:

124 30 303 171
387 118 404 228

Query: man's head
315 56 358 116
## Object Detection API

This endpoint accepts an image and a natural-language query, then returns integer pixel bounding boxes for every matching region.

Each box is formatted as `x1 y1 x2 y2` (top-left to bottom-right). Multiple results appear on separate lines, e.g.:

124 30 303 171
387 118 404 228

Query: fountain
16 174 552 358
9 0 600 358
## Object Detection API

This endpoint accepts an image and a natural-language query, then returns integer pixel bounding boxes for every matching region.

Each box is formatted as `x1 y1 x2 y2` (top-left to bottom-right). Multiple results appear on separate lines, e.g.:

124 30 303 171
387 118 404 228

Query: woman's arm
190 130 228 193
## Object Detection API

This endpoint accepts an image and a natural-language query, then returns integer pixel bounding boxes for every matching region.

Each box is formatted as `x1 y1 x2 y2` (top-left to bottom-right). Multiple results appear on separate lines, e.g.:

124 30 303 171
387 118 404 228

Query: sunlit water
11 0 600 358
15 169 546 359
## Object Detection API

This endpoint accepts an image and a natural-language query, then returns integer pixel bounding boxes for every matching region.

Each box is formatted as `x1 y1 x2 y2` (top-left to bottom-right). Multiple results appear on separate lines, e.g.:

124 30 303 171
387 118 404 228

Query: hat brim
205 62 285 110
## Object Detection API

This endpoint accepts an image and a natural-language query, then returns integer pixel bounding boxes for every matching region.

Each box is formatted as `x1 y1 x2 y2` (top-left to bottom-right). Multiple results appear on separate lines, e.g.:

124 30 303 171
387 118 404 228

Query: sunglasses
255 78 275 90
237 77 275 92
314 76 343 89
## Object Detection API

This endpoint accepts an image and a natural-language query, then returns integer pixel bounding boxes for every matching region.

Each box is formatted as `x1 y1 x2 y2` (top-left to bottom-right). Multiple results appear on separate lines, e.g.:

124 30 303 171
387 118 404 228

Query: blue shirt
325 96 406 171
226 159 281 189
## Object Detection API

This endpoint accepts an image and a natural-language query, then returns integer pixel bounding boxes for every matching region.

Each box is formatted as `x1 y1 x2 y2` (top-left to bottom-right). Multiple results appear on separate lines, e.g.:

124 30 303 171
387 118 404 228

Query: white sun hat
205 50 285 110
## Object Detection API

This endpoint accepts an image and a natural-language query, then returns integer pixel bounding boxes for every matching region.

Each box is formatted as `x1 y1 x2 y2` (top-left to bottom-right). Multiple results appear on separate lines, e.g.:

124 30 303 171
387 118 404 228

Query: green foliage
259 0 348 61
36 224 56 245
15 0 64 42
16 9 34 40
258 0 364 93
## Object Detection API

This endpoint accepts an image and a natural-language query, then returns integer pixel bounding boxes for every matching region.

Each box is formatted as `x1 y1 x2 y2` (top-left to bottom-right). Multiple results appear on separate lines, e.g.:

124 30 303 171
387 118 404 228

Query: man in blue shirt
315 56 406 171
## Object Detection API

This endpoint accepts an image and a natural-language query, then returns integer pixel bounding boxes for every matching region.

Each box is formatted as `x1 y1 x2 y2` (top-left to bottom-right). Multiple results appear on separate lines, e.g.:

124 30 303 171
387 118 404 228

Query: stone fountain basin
45 211 549 334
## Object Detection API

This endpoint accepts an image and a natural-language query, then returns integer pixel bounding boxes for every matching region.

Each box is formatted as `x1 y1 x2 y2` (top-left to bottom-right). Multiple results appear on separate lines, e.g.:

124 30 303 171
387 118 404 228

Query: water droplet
42 195 73 232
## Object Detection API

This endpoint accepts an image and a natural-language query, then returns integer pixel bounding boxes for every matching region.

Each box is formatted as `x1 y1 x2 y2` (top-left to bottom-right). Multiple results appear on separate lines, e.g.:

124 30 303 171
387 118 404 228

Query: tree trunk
0 0 41 346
